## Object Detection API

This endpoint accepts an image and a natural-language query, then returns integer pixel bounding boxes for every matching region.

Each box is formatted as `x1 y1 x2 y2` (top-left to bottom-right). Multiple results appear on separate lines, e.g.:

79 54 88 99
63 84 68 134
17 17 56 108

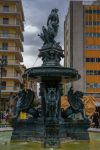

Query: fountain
11 9 90 147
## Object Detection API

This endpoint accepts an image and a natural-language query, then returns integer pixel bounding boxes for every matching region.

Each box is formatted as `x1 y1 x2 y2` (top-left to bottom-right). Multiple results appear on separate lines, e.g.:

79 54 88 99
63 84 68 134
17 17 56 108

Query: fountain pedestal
44 122 60 147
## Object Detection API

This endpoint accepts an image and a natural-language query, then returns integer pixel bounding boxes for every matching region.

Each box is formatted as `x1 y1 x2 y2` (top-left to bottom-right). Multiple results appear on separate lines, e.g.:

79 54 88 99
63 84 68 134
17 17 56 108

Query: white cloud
25 25 39 34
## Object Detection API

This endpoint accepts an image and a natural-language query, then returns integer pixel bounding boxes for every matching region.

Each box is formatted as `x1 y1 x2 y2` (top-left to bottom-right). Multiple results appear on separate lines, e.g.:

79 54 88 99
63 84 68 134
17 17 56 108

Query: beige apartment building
0 0 24 110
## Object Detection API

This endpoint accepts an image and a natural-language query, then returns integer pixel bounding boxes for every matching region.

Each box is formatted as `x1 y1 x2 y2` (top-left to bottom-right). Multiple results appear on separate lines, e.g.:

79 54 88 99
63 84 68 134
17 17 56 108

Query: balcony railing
0 33 23 41
2 0 21 2
7 62 20 66
2 74 23 83
0 86 21 92
0 20 24 31
0 8 18 14
0 46 21 52
0 20 20 26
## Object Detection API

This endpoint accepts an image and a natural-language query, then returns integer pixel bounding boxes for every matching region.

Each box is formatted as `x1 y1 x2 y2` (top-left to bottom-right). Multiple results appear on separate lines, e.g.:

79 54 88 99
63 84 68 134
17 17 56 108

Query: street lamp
0 57 7 106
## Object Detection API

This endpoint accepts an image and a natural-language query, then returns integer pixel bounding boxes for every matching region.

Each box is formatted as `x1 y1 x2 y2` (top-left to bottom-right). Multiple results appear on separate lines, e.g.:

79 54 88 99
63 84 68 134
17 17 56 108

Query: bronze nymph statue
38 8 61 49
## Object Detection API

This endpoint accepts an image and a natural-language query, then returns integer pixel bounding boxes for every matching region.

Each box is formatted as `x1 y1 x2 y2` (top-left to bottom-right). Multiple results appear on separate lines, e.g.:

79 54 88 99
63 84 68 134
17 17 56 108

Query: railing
0 33 24 41
0 8 18 13
2 74 23 82
0 58 21 66
0 33 20 39
0 20 20 26
1 0 22 3
0 46 21 52
0 86 21 91
7 62 20 65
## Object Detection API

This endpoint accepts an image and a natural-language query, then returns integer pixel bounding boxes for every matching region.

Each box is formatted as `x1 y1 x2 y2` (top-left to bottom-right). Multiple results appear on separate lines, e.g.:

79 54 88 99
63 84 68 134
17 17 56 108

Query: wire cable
33 56 39 67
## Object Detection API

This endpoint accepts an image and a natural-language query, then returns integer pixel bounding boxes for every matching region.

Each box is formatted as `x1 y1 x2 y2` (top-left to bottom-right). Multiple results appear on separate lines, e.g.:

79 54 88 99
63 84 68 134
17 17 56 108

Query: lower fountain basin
24 66 81 83
0 141 99 150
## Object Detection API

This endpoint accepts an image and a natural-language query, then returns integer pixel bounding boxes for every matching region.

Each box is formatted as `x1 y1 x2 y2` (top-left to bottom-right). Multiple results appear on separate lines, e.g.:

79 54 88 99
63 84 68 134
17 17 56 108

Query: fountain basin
24 66 81 83
88 128 100 141
0 137 100 150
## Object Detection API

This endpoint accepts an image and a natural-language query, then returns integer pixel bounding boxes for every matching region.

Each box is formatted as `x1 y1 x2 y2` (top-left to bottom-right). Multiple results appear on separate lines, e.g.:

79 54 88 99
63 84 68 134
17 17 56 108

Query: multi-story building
0 0 24 110
21 65 37 97
9 65 38 115
64 0 100 106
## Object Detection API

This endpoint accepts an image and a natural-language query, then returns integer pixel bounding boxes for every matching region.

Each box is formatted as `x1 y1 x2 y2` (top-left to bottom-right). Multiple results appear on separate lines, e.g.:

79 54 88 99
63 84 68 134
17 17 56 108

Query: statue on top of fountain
38 8 62 49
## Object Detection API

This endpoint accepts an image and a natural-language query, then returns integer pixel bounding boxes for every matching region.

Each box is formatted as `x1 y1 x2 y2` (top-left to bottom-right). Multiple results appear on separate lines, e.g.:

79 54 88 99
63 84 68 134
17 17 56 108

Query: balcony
8 61 20 66
6 61 23 72
0 0 22 2
0 7 24 22
1 86 21 93
0 46 23 52
0 20 24 31
0 33 24 42
0 46 23 61
0 8 19 14
2 73 23 83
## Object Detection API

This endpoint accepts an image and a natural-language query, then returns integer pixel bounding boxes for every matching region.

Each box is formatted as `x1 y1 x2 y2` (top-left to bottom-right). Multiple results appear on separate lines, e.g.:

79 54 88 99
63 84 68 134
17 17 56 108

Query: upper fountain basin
24 66 81 83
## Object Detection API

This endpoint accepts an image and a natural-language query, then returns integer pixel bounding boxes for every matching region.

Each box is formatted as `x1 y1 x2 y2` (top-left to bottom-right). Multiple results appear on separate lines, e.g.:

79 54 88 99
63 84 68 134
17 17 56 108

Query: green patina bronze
11 9 90 148
15 89 39 119
38 8 61 50
62 87 88 120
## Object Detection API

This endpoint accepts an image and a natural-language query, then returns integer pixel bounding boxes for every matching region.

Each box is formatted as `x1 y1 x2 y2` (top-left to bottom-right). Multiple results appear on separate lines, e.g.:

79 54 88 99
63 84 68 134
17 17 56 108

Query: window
94 83 98 88
85 32 100 37
98 84 100 88
14 83 20 91
3 31 9 37
86 10 92 14
94 70 99 75
86 83 100 88
2 43 8 50
1 81 6 90
85 21 100 26
3 5 9 12
86 58 90 62
90 71 94 75
91 58 95 62
2 68 7 77
86 9 100 14
86 70 90 75
86 83 90 88
85 58 95 62
2 56 8 64
90 83 94 88
98 71 100 75
2 55 7 60
86 70 100 75
3 18 9 24
96 58 100 62
86 58 100 62
85 45 100 50
86 70 94 75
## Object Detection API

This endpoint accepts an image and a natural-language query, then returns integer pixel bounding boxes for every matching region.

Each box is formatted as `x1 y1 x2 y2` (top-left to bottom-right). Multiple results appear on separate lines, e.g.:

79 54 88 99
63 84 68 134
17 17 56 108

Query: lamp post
0 58 7 109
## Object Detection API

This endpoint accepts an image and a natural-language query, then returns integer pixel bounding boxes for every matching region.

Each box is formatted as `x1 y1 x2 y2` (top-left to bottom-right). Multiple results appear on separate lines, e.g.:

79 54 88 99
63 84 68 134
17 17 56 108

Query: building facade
22 65 37 97
0 0 24 110
64 1 100 105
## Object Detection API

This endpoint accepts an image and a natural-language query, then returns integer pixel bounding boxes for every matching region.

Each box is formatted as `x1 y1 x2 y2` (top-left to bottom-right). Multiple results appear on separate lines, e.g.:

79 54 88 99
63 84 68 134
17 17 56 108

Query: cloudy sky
21 0 69 68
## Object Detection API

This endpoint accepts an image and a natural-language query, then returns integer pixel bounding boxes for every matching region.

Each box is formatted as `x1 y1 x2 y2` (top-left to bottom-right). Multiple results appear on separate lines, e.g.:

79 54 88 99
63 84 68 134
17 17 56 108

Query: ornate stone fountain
11 9 90 147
